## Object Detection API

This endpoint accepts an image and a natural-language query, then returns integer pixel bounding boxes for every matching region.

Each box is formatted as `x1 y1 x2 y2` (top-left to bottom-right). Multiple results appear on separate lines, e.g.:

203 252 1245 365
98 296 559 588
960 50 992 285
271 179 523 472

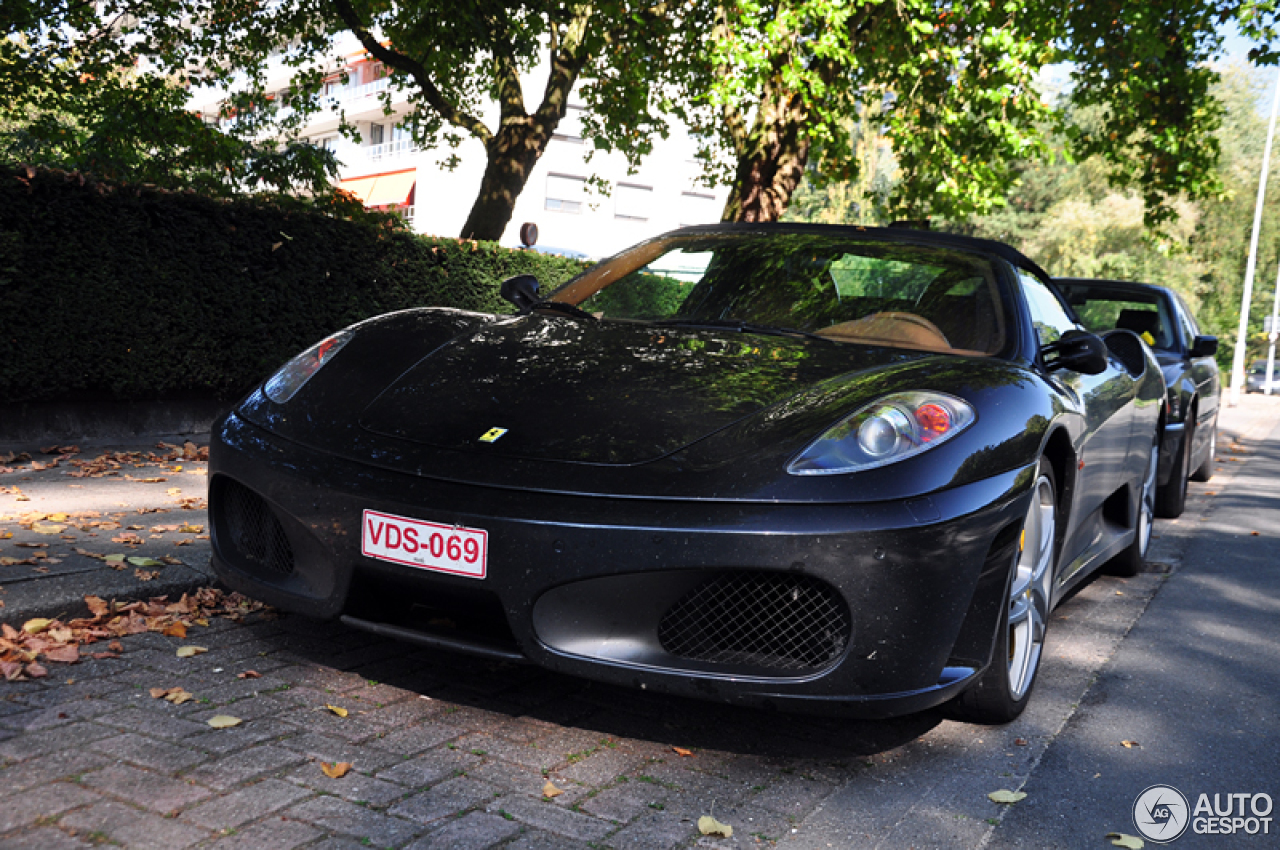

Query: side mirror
1190 335 1218 358
500 274 540 311
1043 329 1109 375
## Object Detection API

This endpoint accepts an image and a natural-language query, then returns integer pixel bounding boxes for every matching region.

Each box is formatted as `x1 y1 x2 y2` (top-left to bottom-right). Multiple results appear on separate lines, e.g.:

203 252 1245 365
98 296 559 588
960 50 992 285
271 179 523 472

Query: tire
1190 419 1216 482
1155 425 1189 519
949 458 1056 724
1110 438 1158 577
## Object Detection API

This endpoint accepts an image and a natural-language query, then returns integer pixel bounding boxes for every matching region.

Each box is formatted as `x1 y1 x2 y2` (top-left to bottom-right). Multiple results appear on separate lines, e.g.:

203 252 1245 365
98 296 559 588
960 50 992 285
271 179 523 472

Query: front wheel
1110 438 1158 577
949 458 1056 724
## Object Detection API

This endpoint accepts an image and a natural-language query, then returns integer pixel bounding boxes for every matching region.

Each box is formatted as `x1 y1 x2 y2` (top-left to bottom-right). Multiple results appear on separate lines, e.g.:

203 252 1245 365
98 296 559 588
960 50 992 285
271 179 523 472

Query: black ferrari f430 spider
210 224 1165 723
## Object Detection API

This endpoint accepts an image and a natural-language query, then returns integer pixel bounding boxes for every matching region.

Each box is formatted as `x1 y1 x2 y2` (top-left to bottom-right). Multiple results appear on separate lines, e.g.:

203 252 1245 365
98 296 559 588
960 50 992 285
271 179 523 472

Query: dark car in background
1055 278 1219 518
209 224 1165 724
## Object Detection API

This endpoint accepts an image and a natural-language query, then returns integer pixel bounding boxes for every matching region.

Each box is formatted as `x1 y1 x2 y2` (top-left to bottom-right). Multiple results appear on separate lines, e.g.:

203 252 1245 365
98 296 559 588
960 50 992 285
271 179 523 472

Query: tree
140 0 691 241
680 0 1279 228
0 1 344 198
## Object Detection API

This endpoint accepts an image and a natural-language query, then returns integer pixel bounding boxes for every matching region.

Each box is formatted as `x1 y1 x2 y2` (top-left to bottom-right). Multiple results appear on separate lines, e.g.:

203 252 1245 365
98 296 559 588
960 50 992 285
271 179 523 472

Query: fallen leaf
237 670 261 679
166 689 194 705
44 646 80 664
128 557 163 567
320 761 352 778
31 523 66 534
178 524 204 534
325 704 349 718
988 789 1027 804
542 780 564 798
207 715 242 728
1105 833 1145 849
85 596 109 617
108 641 123 652
22 618 53 634
134 569 160 581
1120 740 1141 748
26 662 47 677
176 645 208 658
1014 737 1028 746
163 622 188 638
672 746 694 757
150 687 170 698
698 815 733 837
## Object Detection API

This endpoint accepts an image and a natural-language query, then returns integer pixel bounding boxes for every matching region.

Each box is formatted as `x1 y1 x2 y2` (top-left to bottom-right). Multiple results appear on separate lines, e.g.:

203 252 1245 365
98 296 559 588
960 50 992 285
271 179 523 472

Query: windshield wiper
529 300 598 321
652 318 827 342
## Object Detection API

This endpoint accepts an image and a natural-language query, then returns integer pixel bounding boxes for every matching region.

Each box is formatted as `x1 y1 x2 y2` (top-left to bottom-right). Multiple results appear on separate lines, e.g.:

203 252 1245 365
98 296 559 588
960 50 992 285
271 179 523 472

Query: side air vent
657 572 849 672
216 479 295 576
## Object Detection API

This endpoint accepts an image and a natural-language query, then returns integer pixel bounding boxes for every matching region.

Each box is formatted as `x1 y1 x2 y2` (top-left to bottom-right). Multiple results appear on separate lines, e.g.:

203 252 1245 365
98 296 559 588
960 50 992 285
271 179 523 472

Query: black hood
359 315 924 465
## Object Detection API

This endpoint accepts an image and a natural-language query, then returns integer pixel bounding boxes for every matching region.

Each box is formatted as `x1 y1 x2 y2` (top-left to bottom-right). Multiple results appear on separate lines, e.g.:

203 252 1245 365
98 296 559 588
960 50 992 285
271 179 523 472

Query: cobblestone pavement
0 396 1274 849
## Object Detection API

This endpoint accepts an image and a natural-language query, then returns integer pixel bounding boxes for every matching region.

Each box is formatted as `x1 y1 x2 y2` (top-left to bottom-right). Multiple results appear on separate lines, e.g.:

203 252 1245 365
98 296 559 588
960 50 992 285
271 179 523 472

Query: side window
1018 271 1078 347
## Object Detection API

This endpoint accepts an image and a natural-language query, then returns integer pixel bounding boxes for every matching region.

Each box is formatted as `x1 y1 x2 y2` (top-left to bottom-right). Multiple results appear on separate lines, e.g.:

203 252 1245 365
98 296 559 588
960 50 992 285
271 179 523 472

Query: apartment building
189 34 729 258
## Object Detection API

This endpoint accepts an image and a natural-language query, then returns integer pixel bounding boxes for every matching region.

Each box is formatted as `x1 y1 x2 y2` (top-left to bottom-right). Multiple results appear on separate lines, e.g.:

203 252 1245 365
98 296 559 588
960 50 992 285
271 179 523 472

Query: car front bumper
209 411 1034 717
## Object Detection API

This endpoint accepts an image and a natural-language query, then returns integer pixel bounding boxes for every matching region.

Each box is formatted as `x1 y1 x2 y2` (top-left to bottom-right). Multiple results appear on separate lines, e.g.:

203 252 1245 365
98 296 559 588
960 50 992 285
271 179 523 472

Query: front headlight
263 329 354 403
788 391 975 475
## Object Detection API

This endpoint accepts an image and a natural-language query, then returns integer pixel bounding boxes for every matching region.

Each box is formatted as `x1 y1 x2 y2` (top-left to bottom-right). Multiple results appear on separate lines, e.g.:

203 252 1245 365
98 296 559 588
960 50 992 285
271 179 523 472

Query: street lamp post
1230 68 1280 406
1268 263 1280 395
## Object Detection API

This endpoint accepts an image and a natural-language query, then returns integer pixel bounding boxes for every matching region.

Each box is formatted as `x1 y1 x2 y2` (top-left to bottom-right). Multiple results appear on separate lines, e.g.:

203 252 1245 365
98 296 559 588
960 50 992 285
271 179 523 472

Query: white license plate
361 509 488 579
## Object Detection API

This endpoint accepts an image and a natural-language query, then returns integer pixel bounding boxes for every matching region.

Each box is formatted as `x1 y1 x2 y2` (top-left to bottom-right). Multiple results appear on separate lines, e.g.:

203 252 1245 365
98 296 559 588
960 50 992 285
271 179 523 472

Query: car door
1172 292 1220 432
1018 271 1134 581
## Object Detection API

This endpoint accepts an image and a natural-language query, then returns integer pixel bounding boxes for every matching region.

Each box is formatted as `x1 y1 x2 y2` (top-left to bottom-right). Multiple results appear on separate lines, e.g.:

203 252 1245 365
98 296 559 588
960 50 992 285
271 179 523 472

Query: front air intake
217 479 295 576
657 572 850 672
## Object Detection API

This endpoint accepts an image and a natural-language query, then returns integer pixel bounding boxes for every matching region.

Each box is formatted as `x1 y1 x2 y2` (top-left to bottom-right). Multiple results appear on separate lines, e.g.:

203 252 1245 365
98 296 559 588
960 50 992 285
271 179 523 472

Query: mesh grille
219 479 295 575
658 572 849 672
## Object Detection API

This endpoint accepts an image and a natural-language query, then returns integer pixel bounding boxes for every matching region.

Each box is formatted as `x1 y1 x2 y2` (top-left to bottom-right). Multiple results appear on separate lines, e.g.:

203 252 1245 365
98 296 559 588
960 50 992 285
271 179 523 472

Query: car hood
358 316 922 465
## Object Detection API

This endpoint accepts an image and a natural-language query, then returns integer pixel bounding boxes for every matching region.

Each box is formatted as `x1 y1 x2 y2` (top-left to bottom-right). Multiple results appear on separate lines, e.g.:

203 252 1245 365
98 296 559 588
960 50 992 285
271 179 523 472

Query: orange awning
337 175 378 202
337 170 415 207
365 170 416 207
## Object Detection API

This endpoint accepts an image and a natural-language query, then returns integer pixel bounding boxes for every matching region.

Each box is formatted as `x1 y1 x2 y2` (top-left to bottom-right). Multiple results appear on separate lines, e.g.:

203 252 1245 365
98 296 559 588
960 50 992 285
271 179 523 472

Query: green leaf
987 789 1027 804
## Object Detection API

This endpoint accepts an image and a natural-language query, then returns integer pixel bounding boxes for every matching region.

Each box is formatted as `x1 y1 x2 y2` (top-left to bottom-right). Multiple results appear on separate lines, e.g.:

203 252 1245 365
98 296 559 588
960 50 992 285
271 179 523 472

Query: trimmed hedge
0 166 589 403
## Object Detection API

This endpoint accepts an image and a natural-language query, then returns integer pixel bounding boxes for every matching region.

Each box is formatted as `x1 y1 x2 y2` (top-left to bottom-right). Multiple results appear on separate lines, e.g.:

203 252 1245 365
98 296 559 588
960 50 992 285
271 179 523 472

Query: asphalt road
985 409 1280 849
0 396 1276 849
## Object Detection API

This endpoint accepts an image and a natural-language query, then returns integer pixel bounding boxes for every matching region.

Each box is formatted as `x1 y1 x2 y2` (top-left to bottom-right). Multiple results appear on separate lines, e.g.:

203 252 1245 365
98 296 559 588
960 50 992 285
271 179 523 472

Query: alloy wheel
1007 471 1055 701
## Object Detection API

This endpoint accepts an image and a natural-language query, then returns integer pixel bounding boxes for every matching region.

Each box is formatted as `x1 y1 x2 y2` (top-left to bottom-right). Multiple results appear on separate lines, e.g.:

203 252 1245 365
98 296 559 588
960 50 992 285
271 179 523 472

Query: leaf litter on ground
0 588 269 680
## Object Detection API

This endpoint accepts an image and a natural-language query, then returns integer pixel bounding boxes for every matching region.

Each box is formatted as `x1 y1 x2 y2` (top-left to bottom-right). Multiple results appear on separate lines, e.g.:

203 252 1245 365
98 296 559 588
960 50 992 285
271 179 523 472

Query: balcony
367 138 419 163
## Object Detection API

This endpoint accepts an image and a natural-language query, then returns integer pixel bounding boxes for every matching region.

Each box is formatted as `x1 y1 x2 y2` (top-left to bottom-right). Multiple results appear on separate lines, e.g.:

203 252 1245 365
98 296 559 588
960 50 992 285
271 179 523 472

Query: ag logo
1134 784 1190 843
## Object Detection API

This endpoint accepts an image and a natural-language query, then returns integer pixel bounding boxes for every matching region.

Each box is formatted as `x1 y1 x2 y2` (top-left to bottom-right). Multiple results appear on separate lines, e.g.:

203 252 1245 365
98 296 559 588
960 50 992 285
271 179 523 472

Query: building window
553 105 585 143
679 190 718 226
614 183 653 221
546 174 586 213
369 123 384 146
318 135 339 151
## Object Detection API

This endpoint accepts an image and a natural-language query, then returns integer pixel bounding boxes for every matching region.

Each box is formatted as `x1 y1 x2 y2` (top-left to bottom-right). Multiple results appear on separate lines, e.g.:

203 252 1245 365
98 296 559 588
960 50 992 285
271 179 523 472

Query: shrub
0 166 588 403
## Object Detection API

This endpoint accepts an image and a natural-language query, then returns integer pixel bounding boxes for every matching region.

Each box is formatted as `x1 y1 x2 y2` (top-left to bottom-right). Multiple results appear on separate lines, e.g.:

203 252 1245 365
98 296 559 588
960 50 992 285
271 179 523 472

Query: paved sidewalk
0 433 215 622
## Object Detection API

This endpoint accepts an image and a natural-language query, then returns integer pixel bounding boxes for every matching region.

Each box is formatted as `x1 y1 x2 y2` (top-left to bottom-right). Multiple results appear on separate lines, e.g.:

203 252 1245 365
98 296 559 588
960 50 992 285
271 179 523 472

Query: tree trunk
720 89 812 223
459 121 552 241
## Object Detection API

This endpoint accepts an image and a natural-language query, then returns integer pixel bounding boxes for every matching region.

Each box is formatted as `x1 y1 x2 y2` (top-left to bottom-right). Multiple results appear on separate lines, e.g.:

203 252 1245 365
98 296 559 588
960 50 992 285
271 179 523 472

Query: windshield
547 231 1007 355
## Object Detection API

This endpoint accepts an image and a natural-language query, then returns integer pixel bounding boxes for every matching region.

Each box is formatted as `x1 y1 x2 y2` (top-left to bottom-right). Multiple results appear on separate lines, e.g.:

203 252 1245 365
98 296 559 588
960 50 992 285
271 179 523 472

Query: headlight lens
788 391 975 475
263 330 354 403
